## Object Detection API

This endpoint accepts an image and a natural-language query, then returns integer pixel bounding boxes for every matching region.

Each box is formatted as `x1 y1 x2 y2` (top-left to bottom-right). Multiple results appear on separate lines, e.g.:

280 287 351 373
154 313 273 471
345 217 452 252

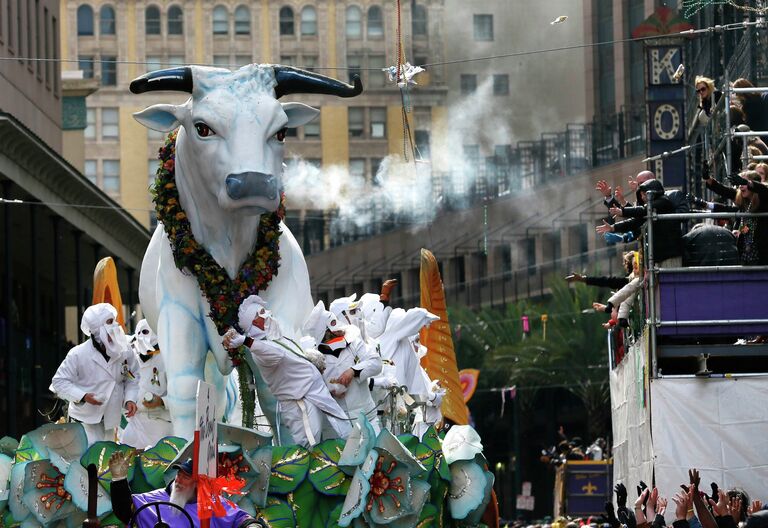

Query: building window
460 74 477 95
348 107 364 137
346 6 361 38
102 160 120 193
412 4 427 36
300 6 316 36
302 55 317 71
101 56 117 86
371 158 382 181
85 108 96 139
213 55 229 68
279 55 295 66
99 5 115 35
148 158 158 187
493 74 509 95
79 55 95 78
349 159 365 180
168 54 185 66
84 160 97 183
168 5 183 34
145 5 160 35
101 108 119 139
368 55 386 88
367 6 383 38
77 4 93 36
212 5 228 35
596 0 615 116
235 54 251 67
473 14 493 41
234 5 250 35
347 54 361 84
304 120 320 138
279 6 293 35
370 107 386 138
414 130 430 159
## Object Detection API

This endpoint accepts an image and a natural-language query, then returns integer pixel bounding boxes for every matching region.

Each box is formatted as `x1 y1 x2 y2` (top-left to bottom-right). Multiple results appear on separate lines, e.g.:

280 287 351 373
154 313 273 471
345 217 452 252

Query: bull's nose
225 172 278 201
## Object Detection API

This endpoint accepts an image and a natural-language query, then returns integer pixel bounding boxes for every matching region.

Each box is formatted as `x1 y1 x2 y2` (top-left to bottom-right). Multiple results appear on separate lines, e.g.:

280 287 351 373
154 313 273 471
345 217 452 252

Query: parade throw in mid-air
131 64 363 440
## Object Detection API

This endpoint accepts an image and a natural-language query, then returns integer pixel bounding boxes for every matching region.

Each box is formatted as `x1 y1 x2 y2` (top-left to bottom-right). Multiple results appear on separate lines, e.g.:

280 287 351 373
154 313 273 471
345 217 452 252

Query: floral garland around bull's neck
151 131 285 346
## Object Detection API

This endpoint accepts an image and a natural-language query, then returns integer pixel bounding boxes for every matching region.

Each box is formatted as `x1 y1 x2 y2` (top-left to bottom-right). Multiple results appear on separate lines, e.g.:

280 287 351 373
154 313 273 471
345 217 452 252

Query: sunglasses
696 87 708 94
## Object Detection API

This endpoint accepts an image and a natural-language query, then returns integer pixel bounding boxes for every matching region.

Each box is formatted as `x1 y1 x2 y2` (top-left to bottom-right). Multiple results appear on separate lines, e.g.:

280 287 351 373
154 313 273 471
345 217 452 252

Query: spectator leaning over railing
705 170 768 265
695 76 722 126
592 251 642 329
732 78 768 133
598 179 684 267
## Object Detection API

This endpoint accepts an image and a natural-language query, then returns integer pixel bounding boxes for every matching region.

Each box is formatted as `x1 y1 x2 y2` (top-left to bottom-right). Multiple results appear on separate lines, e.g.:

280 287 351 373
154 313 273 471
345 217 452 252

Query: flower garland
151 131 285 367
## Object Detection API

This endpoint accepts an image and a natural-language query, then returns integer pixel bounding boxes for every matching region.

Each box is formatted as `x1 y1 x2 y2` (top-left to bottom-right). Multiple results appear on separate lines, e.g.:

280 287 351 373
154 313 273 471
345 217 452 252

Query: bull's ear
282 102 320 128
133 104 183 132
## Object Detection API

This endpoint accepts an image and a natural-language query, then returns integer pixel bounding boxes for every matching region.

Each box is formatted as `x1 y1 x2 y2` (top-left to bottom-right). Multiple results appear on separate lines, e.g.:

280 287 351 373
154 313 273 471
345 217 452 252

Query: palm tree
452 281 610 439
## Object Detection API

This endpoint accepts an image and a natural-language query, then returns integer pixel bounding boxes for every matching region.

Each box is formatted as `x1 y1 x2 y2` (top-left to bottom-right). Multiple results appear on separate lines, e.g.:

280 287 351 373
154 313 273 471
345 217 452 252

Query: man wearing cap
120 319 173 449
223 295 351 447
109 452 264 528
50 303 139 445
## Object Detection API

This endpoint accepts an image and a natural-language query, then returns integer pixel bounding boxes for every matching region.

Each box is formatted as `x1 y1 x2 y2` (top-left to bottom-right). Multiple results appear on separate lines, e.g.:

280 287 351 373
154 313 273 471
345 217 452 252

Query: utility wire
0 20 758 71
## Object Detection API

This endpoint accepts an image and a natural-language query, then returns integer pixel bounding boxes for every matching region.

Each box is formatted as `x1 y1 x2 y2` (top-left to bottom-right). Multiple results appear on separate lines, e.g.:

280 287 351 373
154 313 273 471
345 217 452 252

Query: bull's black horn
130 67 193 94
274 66 363 99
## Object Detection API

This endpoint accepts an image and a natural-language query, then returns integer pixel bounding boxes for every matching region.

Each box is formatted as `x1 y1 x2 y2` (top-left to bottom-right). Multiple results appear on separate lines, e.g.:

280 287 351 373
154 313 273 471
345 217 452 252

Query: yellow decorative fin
92 256 125 329
419 248 469 425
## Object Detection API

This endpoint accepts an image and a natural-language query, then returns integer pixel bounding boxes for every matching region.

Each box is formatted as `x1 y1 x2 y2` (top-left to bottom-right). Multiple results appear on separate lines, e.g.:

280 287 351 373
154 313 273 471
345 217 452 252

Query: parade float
0 64 497 528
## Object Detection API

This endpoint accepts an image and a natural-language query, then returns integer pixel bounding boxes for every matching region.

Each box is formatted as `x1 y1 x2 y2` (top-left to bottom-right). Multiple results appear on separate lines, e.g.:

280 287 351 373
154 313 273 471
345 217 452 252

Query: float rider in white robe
120 319 173 448
50 303 139 445
307 300 382 432
223 295 350 447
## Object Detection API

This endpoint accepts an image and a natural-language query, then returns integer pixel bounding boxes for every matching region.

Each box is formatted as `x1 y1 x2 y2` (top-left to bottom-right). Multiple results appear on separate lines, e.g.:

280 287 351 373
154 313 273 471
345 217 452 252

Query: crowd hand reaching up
603 502 622 528
748 500 763 516
597 220 615 234
710 482 719 505
597 180 613 198
646 487 659 520
615 185 627 206
635 488 650 525
672 490 693 521
593 302 608 312
609 206 623 218
689 469 718 528
708 490 729 517
616 483 629 509
565 272 586 283
727 495 743 523
628 175 639 192
657 497 668 517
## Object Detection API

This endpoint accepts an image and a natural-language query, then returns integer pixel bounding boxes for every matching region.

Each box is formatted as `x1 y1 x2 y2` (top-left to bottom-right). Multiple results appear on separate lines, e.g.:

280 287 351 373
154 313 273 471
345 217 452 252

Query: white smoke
282 77 518 232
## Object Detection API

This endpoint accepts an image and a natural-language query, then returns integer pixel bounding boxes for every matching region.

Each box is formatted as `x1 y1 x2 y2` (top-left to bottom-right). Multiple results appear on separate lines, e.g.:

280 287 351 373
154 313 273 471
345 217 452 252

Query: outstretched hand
615 483 628 509
108 450 134 481
565 272 585 283
597 220 615 234
597 180 612 198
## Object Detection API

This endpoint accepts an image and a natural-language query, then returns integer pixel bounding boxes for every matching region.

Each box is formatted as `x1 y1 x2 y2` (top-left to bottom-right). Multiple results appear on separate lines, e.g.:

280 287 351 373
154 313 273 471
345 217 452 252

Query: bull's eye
194 122 215 137
275 128 287 142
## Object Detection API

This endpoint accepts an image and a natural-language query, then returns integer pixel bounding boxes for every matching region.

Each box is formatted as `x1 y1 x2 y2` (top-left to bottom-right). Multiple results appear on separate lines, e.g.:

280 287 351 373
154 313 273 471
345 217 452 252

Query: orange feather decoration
419 248 469 425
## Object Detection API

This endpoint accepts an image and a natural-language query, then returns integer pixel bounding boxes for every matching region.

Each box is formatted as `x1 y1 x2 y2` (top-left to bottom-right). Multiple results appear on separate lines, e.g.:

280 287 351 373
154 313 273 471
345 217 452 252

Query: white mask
102 322 129 357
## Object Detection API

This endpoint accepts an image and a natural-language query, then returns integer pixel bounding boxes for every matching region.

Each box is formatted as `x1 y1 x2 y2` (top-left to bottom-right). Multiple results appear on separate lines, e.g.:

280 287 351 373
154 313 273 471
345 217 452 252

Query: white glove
223 328 246 349
374 376 400 389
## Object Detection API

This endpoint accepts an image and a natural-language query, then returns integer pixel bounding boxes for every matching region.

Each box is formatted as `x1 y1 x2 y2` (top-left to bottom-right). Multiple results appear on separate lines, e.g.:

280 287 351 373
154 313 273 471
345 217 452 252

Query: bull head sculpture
130 65 362 215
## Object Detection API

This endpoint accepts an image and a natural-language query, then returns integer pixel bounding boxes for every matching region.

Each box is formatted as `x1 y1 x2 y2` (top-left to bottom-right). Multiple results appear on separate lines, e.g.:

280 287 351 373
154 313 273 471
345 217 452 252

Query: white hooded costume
119 319 173 449
50 303 139 445
306 300 382 432
233 296 351 447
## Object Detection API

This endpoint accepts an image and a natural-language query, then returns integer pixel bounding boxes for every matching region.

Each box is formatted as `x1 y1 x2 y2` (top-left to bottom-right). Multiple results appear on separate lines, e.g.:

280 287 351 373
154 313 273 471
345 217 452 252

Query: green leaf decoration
287 479 319 528
257 496 296 528
99 511 125 528
129 457 154 494
138 436 187 489
2 509 20 527
326 503 343 528
413 427 443 479
397 433 419 452
79 442 137 494
308 440 350 497
13 436 40 464
435 453 451 482
417 503 439 528
270 445 310 495
428 471 449 527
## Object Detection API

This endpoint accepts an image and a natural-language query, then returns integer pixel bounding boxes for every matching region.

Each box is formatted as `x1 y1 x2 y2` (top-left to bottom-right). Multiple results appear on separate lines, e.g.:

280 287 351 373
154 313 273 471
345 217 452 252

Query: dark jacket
584 276 630 289
613 193 683 262
682 224 739 266
706 178 768 264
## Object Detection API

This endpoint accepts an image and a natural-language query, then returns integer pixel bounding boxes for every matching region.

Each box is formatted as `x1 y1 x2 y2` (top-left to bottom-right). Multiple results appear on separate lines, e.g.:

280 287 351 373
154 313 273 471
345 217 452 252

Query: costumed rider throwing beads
109 451 265 528
50 303 139 445
120 319 173 449
222 295 351 447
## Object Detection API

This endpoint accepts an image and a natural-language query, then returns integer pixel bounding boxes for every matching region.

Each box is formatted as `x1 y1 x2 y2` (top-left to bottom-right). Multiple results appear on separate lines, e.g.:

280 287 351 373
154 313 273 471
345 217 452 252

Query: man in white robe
50 304 139 445
223 296 350 447
120 319 173 448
